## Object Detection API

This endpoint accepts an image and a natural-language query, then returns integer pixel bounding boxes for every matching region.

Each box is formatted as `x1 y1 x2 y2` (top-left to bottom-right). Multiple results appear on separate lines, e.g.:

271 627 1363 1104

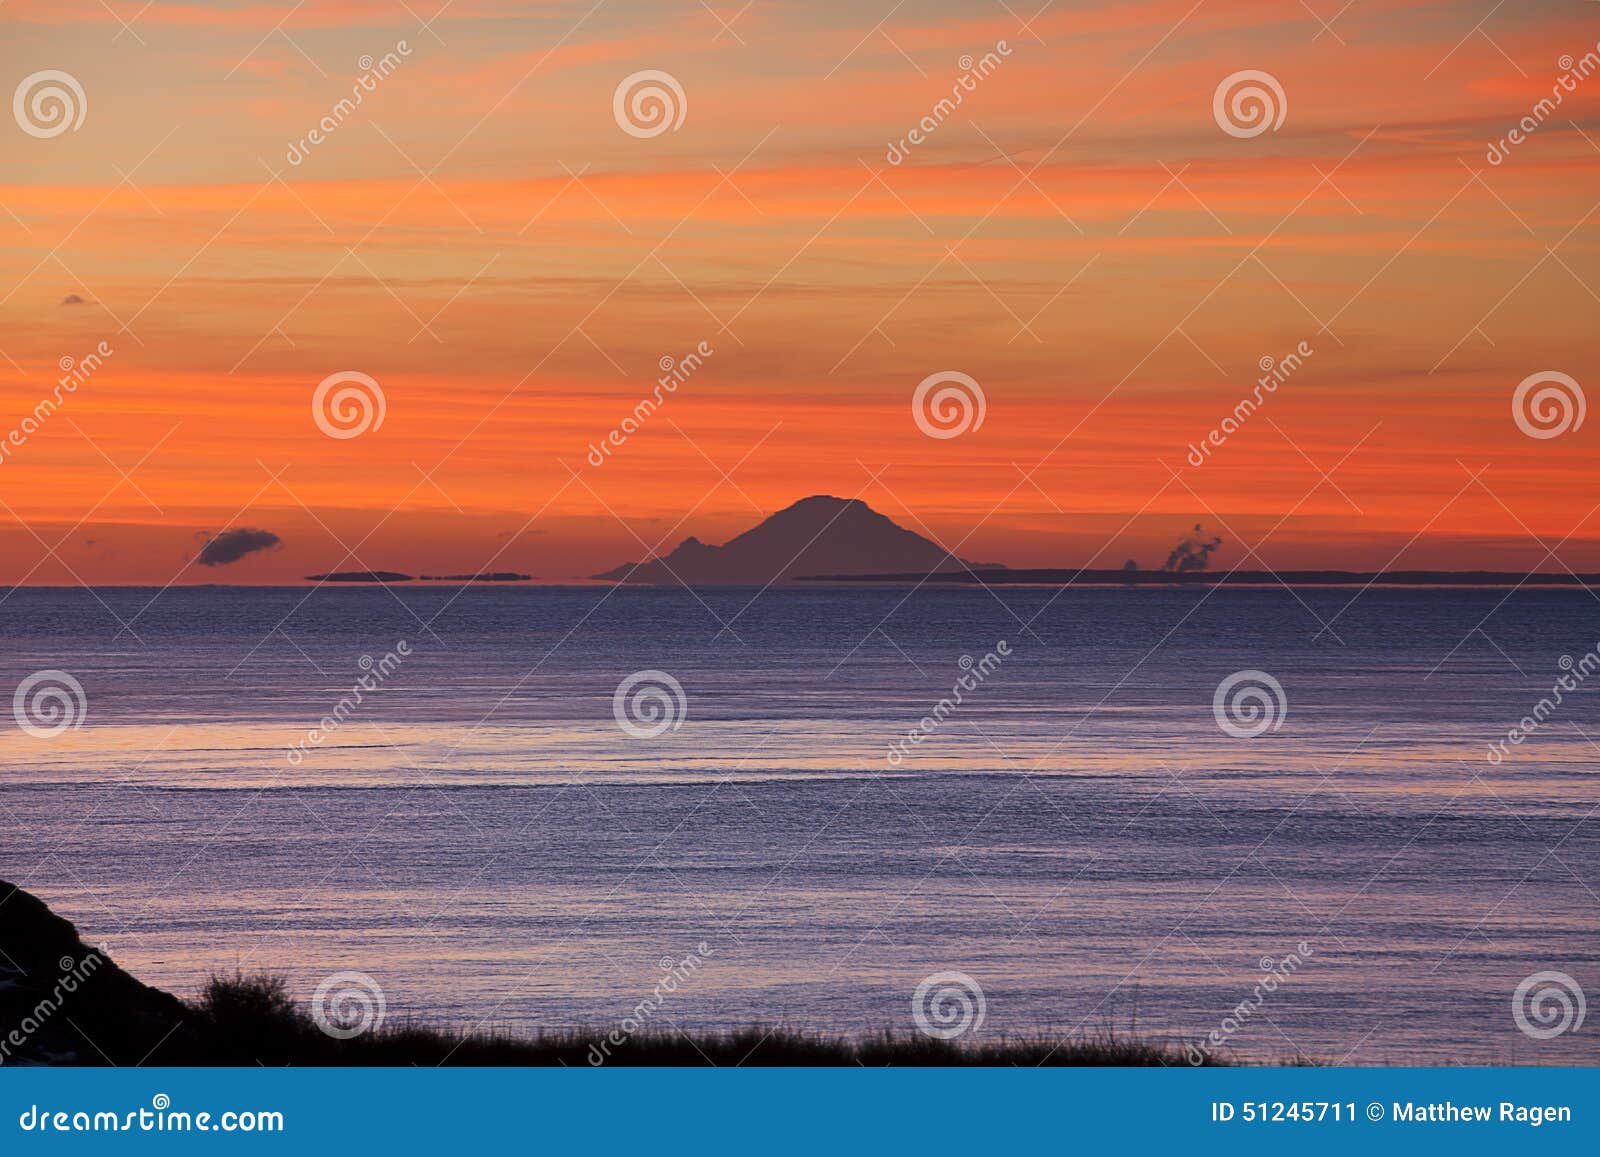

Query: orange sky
2 0 1598 583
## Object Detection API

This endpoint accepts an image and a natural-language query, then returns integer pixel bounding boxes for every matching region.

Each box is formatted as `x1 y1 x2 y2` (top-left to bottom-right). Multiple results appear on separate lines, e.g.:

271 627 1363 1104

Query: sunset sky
2 0 1597 584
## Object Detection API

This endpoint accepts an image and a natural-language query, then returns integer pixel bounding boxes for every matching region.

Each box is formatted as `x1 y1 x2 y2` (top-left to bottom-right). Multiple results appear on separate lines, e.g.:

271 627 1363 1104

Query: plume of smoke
1163 524 1222 573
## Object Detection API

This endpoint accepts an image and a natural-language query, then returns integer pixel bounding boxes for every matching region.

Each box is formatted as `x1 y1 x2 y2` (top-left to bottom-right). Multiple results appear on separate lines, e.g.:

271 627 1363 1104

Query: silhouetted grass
188 973 1222 1067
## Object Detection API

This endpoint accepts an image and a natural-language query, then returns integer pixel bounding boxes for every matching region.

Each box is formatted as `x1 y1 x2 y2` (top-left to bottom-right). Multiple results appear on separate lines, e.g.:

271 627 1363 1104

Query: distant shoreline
796 569 1600 588
4 574 1600 590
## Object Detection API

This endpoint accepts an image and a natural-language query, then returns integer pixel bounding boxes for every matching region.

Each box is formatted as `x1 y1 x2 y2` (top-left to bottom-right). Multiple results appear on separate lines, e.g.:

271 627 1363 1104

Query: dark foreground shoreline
0 880 1216 1067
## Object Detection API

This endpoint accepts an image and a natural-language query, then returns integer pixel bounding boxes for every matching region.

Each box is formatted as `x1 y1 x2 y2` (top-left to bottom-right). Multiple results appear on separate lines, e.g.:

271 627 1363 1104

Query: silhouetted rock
594 495 1005 585
0 880 202 1065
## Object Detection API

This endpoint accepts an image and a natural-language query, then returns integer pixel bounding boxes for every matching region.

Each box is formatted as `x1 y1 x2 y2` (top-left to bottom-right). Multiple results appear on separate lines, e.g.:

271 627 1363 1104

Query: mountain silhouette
594 495 1005 585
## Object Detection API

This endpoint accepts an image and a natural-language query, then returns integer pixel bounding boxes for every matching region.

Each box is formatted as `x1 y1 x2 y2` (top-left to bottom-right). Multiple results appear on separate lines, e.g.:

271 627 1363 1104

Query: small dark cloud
197 527 282 567
60 294 86 306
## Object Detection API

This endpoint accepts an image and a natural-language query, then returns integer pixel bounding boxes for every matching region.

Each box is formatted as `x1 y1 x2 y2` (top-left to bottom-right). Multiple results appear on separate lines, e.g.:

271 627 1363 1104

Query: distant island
797 568 1600 587
594 495 1005 585
298 503 1593 590
306 571 413 583
305 572 533 583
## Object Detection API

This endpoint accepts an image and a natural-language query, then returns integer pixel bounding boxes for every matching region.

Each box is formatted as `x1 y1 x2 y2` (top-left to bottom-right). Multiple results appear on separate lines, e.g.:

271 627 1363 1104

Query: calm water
1 584 1596 1064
